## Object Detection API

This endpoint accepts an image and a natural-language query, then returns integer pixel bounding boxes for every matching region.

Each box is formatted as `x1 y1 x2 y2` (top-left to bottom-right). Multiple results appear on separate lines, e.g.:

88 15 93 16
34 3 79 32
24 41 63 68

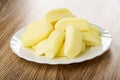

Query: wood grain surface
0 0 120 80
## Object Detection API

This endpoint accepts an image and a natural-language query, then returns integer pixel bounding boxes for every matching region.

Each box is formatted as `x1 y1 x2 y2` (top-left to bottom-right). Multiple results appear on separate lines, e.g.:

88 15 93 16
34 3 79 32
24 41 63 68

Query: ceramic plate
10 24 112 64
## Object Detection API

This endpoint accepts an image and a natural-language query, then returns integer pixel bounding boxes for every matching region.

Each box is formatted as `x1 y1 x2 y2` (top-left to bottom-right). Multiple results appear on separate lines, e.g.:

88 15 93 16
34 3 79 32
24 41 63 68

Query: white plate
10 24 112 65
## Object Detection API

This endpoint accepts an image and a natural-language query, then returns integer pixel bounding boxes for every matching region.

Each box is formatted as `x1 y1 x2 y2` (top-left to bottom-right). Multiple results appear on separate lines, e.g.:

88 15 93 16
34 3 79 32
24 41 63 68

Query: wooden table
0 0 120 80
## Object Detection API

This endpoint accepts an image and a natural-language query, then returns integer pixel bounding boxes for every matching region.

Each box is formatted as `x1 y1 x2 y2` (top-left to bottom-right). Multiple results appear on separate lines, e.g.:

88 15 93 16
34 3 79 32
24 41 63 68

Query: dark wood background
0 0 120 80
